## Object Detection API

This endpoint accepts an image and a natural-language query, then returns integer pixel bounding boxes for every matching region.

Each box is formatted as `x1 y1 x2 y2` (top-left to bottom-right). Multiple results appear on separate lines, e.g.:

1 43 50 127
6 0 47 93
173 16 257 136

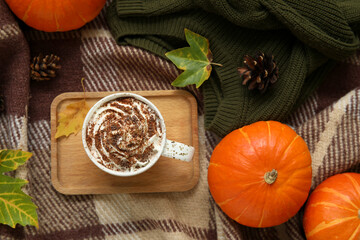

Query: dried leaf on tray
55 78 89 139
55 99 89 139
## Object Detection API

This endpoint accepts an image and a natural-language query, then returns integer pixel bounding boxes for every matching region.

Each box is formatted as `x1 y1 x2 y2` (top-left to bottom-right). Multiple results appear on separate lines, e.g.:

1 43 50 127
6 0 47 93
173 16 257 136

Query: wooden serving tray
51 90 199 194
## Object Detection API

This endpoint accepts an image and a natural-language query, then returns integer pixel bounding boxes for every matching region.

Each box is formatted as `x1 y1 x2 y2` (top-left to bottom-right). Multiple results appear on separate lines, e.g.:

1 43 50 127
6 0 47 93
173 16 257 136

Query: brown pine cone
30 54 61 81
238 52 279 93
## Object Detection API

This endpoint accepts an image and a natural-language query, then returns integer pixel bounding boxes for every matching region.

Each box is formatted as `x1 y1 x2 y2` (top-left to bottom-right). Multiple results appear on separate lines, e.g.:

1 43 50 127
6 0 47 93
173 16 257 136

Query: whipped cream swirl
86 97 163 172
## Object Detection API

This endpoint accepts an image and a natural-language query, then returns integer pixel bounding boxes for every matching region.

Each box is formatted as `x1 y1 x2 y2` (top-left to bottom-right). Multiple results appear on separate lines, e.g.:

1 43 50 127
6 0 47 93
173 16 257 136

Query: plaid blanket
1 0 359 239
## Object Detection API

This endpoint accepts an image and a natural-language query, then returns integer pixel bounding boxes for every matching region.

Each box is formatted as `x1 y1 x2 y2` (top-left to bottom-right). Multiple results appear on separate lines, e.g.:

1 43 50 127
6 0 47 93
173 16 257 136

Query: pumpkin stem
264 169 278 185
358 209 360 219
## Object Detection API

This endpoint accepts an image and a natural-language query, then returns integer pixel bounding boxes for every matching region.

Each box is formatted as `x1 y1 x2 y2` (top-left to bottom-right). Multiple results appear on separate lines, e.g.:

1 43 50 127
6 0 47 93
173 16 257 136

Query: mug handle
161 139 195 162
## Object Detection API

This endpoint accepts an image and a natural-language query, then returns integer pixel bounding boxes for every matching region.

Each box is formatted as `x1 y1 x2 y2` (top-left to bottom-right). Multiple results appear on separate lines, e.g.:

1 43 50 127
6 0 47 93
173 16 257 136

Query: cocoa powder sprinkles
86 97 163 172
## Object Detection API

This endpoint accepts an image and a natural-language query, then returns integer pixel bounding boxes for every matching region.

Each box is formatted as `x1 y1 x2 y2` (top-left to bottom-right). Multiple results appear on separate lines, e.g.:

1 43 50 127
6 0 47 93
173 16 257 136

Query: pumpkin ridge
272 191 292 221
218 196 234 207
309 202 357 213
56 0 68 31
209 149 264 173
239 129 261 161
280 190 303 214
349 224 360 240
22 0 35 21
278 151 310 171
280 166 311 186
273 124 286 161
278 160 311 172
282 181 312 196
235 204 251 222
217 181 264 206
278 135 299 162
257 185 269 227
314 187 359 209
280 194 293 220
208 162 221 167
266 121 272 170
66 0 87 23
307 216 357 237
209 163 263 180
344 174 360 202
266 121 271 140
54 12 60 31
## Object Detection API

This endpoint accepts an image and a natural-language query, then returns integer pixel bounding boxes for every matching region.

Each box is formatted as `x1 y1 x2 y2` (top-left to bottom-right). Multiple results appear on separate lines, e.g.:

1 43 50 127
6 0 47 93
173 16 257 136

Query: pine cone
30 54 61 81
237 52 279 93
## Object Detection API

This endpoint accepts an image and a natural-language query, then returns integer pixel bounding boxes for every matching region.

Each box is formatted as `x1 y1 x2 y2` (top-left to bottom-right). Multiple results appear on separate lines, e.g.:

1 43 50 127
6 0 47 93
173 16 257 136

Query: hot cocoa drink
85 97 164 172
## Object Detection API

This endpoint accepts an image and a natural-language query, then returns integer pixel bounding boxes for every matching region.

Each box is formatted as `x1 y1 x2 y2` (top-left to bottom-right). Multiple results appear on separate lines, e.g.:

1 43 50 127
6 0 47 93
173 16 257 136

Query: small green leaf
0 178 38 228
165 28 216 88
0 150 38 228
0 175 28 190
0 150 32 173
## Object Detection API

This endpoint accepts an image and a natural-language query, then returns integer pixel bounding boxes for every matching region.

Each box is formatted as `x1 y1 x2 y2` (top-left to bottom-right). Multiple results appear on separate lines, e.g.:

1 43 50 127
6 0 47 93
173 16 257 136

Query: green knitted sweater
107 0 360 137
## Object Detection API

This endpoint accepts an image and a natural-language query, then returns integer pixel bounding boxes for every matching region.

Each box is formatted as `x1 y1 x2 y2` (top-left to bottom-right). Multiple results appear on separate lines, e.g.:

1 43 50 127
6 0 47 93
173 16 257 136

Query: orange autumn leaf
55 99 89 139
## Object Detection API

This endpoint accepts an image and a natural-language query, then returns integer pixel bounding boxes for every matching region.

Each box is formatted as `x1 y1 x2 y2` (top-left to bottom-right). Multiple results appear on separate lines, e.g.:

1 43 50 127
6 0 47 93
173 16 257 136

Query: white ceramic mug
82 92 195 177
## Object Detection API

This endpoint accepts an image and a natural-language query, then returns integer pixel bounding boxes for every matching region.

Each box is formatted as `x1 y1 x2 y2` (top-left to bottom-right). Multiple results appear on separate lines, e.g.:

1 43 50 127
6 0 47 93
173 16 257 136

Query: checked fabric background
1 0 360 239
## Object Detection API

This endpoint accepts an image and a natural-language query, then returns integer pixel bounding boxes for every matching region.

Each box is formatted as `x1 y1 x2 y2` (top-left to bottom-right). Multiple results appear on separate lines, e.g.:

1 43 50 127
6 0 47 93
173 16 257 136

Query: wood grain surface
51 90 199 194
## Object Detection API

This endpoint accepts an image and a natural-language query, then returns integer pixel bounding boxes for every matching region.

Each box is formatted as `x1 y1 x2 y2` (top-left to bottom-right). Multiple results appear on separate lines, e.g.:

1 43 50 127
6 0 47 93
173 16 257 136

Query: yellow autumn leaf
55 99 90 139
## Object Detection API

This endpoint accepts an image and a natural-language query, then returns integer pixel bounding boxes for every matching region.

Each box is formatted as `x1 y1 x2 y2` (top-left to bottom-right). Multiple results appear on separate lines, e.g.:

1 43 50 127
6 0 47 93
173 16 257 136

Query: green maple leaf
165 28 221 88
0 150 38 228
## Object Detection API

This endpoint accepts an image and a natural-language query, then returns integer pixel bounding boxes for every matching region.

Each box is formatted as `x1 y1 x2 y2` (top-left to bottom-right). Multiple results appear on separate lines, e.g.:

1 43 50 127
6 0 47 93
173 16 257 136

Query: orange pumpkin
303 173 360 240
208 121 312 228
5 0 106 32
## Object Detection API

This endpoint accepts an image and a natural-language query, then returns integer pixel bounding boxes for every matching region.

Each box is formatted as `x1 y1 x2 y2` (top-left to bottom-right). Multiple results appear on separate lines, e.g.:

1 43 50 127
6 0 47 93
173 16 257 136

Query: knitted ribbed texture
116 0 193 17
107 0 360 137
